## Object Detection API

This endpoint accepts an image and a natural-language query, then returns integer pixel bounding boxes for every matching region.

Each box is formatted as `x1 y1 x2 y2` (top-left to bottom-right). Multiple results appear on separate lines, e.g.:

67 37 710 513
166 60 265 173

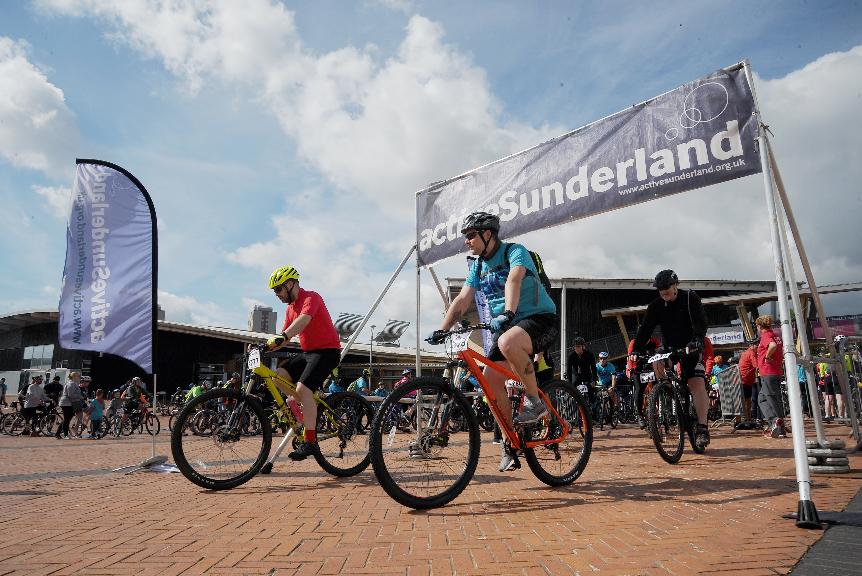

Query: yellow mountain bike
171 344 372 490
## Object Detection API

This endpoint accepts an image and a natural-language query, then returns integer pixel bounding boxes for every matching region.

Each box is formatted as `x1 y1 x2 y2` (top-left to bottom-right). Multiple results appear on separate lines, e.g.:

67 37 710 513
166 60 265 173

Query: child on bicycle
428 211 557 472
88 390 105 438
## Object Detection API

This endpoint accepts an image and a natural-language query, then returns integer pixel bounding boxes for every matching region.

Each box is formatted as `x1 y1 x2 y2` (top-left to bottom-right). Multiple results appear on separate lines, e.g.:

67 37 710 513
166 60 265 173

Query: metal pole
428 266 450 307
151 373 157 459
744 59 819 527
767 141 861 447
369 325 375 380
773 183 826 445
758 135 820 528
340 244 417 362
560 281 567 379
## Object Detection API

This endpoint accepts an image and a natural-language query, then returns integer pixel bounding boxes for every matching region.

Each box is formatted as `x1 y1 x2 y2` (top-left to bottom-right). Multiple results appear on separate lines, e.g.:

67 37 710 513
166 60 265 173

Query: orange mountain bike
368 322 593 509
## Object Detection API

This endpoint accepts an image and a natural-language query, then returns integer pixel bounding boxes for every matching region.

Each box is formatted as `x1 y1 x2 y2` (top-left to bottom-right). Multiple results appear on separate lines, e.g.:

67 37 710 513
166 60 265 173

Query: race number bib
448 331 471 353
248 348 261 370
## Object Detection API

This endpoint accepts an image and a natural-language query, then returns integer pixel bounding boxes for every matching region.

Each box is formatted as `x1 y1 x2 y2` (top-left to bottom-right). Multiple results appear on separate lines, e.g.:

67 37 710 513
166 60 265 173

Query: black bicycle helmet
653 269 679 289
573 336 586 345
460 211 500 234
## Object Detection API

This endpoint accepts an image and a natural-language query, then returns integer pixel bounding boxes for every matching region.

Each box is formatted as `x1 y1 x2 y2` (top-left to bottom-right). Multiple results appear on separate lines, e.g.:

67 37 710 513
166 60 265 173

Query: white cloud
157 290 228 326
0 37 78 180
32 184 71 219
35 3 561 220
26 3 862 332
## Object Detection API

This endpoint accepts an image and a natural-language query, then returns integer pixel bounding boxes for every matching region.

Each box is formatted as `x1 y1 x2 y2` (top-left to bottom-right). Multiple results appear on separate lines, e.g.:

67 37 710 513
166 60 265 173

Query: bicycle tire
145 413 161 436
476 402 495 432
603 396 617 429
369 378 480 509
171 388 271 490
313 392 372 477
9 413 27 436
523 380 593 487
39 412 58 436
648 381 685 464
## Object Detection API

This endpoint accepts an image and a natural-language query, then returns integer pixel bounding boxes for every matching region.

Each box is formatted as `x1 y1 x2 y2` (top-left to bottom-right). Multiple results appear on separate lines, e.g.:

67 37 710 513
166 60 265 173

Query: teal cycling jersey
465 242 555 321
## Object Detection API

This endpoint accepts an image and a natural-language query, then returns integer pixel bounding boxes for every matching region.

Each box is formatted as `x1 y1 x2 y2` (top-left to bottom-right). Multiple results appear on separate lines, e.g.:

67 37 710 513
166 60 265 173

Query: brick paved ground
0 420 860 576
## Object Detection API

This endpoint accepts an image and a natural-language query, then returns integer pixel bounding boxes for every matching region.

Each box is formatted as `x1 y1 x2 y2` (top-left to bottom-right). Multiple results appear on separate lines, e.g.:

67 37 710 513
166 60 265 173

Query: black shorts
123 399 139 413
742 384 753 399
678 350 705 382
488 313 558 363
278 349 340 392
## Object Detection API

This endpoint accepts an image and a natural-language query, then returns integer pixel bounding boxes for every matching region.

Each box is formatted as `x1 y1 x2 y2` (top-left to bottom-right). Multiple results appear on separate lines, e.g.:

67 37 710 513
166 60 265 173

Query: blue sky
2 0 861 345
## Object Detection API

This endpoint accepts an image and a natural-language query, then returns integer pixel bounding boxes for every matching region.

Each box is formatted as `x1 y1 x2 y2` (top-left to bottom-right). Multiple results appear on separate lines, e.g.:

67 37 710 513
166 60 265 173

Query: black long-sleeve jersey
567 349 598 384
633 288 707 352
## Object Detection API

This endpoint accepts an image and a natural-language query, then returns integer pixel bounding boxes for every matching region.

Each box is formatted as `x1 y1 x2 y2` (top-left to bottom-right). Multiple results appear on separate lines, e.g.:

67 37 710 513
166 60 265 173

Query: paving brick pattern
0 421 860 575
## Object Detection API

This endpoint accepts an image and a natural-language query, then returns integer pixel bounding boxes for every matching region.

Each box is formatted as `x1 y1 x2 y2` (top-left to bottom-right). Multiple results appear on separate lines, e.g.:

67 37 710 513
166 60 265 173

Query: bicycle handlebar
425 322 492 344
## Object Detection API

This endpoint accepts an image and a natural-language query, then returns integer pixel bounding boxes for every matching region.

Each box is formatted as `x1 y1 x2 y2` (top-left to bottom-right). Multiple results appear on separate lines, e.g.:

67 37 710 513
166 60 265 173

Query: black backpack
503 243 553 302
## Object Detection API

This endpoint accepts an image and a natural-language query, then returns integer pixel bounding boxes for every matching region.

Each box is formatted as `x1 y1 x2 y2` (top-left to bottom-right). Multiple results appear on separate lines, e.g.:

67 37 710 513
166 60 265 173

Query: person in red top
737 340 758 422
755 315 786 438
266 265 341 460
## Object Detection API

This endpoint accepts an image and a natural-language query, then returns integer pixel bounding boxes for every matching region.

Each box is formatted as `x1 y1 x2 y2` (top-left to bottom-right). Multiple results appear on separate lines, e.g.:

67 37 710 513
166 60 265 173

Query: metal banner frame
341 60 855 529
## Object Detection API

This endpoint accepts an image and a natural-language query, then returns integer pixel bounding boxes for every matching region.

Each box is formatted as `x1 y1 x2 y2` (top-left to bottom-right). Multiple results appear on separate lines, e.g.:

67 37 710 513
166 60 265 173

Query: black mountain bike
644 348 707 463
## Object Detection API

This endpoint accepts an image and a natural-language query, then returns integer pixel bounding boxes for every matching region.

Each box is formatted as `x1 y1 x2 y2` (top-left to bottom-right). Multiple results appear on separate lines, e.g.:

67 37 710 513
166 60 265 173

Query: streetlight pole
369 325 376 386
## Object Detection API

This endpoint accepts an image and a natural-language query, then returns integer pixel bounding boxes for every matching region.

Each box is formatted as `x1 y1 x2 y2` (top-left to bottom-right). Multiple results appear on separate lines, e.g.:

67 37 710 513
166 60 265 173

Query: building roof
0 310 446 362
600 282 862 317
446 277 781 291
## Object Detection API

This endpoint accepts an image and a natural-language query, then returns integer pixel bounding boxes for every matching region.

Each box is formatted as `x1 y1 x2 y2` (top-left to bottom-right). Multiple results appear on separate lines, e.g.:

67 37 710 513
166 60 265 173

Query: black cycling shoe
288 441 317 461
695 424 710 449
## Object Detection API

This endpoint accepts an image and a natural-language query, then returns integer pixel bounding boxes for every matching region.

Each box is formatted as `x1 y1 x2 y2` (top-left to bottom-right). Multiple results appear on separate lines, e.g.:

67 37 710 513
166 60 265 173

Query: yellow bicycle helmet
268 265 300 289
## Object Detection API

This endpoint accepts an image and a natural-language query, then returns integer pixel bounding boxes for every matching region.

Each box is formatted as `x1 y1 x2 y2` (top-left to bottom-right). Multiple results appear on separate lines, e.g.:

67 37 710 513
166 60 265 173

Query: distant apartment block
249 305 277 333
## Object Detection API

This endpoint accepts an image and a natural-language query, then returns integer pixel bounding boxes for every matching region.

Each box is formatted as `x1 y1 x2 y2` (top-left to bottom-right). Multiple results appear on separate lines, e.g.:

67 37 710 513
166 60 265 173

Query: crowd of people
5 211 858 464
5 372 152 439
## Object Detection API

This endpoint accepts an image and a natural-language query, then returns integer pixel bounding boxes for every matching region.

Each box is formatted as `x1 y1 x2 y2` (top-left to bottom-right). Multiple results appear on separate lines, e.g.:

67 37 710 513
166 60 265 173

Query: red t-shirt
757 328 783 376
738 347 757 385
282 288 341 352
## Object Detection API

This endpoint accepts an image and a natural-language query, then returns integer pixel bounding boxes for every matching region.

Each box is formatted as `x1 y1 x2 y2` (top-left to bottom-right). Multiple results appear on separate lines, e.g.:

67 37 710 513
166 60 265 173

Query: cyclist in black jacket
567 337 598 402
630 270 711 449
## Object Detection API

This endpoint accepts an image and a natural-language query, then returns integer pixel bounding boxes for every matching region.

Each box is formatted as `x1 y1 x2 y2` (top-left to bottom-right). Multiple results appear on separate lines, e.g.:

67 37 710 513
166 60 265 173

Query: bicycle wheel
648 381 685 464
39 412 58 436
603 396 617 429
9 413 27 436
314 392 372 477
370 378 480 509
145 413 161 436
523 380 593 487
475 402 495 432
171 388 271 490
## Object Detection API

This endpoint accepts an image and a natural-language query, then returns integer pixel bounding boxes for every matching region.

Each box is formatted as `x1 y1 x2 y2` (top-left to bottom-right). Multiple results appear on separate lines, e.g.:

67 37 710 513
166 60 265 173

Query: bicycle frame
456 346 571 450
242 350 341 466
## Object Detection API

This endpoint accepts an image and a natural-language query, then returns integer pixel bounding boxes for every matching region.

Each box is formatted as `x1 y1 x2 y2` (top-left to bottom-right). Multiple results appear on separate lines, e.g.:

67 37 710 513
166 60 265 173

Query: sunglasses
464 231 480 240
273 282 290 294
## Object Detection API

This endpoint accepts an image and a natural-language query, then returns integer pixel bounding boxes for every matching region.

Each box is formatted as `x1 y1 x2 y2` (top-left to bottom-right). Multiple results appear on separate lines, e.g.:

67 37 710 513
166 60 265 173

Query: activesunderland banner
417 64 762 266
58 160 157 373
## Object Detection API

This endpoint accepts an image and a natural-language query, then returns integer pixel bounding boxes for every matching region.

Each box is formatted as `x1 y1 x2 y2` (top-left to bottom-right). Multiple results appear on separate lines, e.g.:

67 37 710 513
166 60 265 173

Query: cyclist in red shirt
266 265 341 460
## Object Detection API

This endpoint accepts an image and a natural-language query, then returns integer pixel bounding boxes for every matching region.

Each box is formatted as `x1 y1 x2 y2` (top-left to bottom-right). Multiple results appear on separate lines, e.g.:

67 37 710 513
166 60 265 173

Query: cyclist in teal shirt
596 352 618 407
429 211 557 472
